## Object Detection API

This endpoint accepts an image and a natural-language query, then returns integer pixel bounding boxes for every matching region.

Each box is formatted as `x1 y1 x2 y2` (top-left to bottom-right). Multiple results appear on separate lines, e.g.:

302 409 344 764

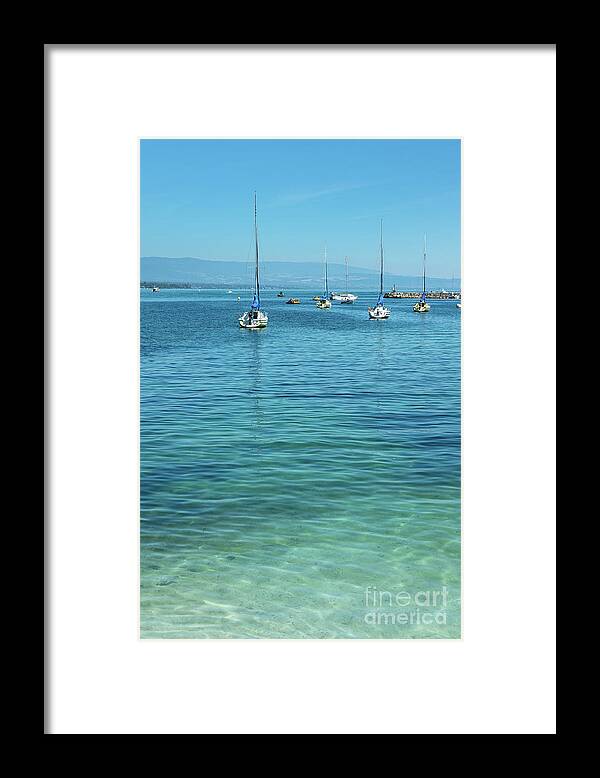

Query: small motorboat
151 286 160 293
286 297 301 304
277 291 284 297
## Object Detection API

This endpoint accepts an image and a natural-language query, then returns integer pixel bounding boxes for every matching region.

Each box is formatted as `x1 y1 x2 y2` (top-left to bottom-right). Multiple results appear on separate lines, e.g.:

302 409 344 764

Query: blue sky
141 139 460 278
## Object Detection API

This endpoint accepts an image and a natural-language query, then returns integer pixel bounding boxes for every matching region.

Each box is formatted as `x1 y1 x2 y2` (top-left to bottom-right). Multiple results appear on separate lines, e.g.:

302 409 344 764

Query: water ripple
141 289 461 638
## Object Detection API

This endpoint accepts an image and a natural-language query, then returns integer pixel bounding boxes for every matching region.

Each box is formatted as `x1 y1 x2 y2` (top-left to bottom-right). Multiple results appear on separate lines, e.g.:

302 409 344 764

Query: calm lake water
140 289 461 638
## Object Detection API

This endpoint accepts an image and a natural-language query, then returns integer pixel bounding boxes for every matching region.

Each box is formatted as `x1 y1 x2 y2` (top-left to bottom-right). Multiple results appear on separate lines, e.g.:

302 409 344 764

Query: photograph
140 139 462 638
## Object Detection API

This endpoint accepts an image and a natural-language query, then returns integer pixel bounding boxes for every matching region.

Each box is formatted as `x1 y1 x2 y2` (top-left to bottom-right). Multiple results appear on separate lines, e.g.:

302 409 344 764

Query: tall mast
379 220 384 296
254 192 260 305
422 233 427 297
345 256 349 292
324 244 328 296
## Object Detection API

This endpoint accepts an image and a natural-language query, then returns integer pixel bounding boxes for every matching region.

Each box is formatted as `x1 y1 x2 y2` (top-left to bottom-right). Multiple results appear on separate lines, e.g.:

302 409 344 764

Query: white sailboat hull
239 310 268 328
368 305 391 319
316 299 332 308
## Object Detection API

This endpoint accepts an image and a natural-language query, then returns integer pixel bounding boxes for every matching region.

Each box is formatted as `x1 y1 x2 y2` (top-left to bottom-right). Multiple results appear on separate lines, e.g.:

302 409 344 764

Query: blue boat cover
250 294 260 310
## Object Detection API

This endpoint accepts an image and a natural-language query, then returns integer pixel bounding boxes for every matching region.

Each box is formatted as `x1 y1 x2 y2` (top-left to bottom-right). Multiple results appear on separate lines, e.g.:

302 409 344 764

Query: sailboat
339 257 357 303
316 246 332 308
368 221 391 320
413 234 431 313
239 193 268 329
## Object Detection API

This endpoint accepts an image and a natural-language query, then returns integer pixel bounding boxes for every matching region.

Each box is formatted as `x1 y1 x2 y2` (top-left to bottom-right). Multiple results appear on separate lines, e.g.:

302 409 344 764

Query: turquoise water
141 289 461 638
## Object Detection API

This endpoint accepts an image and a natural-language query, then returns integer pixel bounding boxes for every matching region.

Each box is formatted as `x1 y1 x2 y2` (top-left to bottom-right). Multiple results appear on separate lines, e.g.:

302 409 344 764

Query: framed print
46 44 556 735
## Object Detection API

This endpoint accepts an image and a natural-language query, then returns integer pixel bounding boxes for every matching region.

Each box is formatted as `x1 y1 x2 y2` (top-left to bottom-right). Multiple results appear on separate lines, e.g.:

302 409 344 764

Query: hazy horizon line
141 254 460 273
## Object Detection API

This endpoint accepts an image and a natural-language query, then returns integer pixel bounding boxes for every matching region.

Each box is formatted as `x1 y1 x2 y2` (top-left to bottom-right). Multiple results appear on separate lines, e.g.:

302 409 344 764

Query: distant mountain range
141 257 460 290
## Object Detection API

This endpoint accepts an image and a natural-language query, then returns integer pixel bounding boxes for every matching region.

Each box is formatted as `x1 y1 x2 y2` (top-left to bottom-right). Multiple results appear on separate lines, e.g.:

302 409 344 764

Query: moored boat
316 246 332 308
413 235 431 313
239 193 268 329
338 257 357 303
368 221 391 320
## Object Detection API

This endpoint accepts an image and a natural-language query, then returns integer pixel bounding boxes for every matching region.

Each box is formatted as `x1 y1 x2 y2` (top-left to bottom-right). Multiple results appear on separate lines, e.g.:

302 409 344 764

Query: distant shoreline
140 257 460 290
141 283 461 298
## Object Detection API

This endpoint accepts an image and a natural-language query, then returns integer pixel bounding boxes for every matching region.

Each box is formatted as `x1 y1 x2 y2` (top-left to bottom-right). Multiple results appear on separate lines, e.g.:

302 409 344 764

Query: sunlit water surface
141 289 461 638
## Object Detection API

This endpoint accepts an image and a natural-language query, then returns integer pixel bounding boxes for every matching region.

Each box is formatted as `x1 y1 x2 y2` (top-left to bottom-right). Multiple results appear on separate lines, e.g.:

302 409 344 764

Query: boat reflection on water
248 330 265 445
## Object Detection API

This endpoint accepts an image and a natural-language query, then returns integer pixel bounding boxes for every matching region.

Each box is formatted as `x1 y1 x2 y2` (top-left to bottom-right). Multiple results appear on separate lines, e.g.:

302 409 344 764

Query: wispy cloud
349 188 459 221
273 182 371 206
